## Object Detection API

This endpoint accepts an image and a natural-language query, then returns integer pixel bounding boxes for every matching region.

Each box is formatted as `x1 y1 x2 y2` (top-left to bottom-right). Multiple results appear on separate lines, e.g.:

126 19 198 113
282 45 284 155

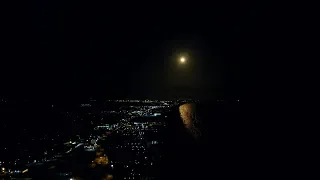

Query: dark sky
2 2 264 100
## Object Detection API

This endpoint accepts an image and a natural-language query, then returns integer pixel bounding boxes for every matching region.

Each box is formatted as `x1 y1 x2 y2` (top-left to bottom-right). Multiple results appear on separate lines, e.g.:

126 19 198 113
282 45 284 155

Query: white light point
180 57 186 63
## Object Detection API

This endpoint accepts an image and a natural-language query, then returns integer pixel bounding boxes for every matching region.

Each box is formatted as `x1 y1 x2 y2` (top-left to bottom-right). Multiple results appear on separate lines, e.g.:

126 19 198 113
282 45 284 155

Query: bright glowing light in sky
180 57 186 63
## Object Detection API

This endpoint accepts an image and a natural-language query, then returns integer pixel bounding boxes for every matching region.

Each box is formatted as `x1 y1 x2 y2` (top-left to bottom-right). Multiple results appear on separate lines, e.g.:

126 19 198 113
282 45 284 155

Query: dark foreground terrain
1 100 247 179
159 101 245 179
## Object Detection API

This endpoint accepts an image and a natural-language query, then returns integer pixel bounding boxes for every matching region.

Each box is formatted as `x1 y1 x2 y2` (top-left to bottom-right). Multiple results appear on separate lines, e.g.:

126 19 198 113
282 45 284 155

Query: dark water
160 102 247 179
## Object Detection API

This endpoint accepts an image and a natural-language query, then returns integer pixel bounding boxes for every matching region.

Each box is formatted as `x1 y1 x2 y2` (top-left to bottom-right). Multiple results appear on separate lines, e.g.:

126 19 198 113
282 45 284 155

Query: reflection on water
179 103 202 138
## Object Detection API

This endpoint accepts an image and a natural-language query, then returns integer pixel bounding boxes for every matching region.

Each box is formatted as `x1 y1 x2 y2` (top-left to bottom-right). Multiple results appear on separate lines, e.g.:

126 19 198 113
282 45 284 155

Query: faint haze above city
1 2 245 101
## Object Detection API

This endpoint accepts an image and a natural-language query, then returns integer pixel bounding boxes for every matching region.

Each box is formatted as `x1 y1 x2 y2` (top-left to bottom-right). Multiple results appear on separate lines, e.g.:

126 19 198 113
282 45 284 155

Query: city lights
1 99 178 179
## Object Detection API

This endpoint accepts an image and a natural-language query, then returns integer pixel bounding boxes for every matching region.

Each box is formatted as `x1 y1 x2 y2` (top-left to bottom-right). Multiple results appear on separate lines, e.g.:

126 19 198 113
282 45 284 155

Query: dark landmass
1 99 245 179
160 101 245 179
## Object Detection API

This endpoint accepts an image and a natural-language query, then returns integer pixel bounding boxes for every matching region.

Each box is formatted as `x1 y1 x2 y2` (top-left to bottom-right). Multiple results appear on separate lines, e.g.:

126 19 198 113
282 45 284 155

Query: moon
180 57 186 63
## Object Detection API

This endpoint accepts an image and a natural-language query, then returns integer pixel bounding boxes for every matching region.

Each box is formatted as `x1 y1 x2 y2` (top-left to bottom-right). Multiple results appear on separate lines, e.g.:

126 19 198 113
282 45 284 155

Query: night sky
1 2 264 101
